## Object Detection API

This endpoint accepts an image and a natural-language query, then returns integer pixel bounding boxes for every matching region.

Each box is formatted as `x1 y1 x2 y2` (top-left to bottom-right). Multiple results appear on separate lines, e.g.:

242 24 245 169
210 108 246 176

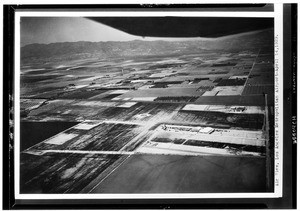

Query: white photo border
14 5 283 200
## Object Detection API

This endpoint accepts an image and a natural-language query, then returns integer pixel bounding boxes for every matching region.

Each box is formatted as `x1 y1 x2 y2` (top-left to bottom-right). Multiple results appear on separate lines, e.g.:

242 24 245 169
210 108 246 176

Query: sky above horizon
21 17 209 46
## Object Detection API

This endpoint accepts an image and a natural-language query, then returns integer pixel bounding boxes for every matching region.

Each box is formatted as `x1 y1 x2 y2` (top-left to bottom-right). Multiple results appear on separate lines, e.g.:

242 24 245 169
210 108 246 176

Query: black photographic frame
2 3 297 209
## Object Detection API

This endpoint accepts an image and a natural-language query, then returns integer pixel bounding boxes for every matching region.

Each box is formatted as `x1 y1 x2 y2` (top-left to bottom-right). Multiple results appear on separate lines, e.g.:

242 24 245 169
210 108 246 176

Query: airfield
20 39 274 193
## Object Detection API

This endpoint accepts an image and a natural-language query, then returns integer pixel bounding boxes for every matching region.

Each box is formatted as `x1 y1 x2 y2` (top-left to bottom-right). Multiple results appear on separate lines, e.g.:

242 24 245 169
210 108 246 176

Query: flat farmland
154 96 198 103
25 121 144 153
20 153 125 193
57 89 109 99
246 73 274 85
20 99 46 111
20 86 65 97
20 34 274 194
91 102 181 123
183 139 264 154
148 130 265 154
242 85 274 96
27 101 182 122
27 100 108 121
20 121 78 151
27 100 134 121
117 87 206 98
21 74 62 84
90 154 266 193
64 123 141 151
251 63 274 74
171 110 264 130
28 106 106 121
194 95 272 106
30 88 76 99
21 68 57 75
28 100 75 116
256 56 274 64
216 79 246 86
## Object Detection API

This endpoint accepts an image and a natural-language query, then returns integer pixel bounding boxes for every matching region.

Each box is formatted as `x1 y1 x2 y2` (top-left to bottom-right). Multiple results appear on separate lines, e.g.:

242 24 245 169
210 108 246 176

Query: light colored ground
73 101 117 107
215 86 244 96
117 102 137 108
44 133 78 145
182 104 264 114
110 90 130 94
167 83 200 88
113 97 157 101
153 127 265 147
229 76 248 79
203 86 244 96
79 76 101 82
149 73 173 78
118 87 204 98
136 142 261 156
131 97 157 101
182 104 208 111
202 90 219 96
73 121 102 130
138 85 154 90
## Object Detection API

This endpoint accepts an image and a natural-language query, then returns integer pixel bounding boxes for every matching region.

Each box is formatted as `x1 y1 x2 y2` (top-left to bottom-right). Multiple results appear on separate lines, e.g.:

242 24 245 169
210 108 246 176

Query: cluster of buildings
161 124 215 134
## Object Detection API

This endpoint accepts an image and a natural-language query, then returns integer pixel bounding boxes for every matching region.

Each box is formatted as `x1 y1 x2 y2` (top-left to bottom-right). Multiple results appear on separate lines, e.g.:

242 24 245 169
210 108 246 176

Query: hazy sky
21 17 205 46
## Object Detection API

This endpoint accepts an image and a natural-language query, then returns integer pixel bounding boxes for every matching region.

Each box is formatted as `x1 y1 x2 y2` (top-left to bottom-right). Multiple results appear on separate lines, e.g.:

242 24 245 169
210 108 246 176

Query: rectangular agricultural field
21 74 61 84
63 123 142 151
20 153 125 193
242 85 274 96
216 79 246 86
194 95 272 106
27 104 110 122
91 102 181 123
20 121 78 151
28 101 123 121
171 110 264 130
246 72 274 85
118 87 206 98
56 89 109 99
251 63 274 74
20 86 66 97
154 96 198 103
208 86 244 96
25 122 143 152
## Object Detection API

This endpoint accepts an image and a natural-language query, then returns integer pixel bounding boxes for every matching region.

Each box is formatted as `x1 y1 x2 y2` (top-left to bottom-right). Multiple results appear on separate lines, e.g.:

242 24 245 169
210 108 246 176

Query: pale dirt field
203 86 244 96
136 142 261 156
150 128 265 147
73 121 102 130
182 104 264 114
44 133 78 145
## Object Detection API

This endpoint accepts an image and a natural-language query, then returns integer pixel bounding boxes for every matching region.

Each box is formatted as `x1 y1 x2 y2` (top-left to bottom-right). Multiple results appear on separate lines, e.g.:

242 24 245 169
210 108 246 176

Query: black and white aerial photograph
18 13 276 195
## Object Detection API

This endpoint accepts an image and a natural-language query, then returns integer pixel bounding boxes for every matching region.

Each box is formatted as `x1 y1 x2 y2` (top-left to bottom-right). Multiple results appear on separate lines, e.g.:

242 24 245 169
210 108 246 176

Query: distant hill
21 29 273 63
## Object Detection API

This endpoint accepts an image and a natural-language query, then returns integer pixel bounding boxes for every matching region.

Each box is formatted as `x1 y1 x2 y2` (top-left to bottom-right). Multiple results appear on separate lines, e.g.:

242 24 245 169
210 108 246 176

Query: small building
231 106 246 112
162 124 214 134
199 127 215 134
191 127 201 132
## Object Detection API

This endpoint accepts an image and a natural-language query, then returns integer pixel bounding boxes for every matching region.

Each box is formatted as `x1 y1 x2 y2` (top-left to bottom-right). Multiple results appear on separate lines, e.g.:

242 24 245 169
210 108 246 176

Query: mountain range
21 29 273 63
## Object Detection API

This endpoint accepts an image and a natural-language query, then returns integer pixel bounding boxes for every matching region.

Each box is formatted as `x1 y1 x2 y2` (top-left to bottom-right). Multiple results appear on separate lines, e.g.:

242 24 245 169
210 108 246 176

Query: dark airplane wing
88 17 273 38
